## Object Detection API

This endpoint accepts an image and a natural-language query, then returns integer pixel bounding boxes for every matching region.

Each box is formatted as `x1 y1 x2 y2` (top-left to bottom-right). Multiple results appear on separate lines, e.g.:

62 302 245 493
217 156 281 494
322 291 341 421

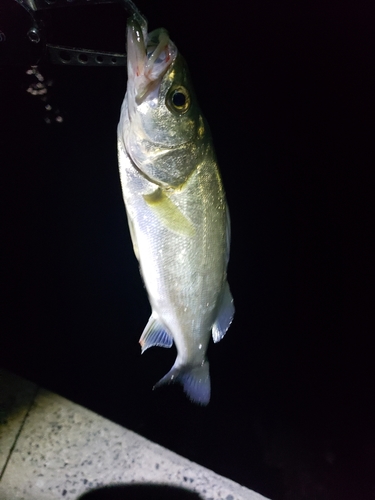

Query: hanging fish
117 13 234 405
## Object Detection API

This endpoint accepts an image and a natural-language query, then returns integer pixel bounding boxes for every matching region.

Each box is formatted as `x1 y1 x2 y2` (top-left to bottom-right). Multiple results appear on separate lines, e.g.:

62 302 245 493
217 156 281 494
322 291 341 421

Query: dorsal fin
212 282 235 343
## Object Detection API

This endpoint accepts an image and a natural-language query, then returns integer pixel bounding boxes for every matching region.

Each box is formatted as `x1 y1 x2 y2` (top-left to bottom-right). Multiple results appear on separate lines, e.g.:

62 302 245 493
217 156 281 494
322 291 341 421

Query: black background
1 1 375 499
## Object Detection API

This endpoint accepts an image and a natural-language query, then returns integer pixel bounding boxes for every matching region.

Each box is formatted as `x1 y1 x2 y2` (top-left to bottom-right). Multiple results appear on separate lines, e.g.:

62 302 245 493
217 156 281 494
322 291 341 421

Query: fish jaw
126 17 177 108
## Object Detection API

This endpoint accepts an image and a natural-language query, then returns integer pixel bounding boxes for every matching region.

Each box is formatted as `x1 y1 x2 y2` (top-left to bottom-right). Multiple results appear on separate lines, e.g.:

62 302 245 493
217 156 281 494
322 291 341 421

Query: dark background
1 1 374 499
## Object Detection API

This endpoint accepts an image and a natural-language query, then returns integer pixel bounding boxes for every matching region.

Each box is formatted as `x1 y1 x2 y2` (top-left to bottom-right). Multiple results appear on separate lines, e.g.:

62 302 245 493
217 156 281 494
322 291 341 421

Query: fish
117 13 234 405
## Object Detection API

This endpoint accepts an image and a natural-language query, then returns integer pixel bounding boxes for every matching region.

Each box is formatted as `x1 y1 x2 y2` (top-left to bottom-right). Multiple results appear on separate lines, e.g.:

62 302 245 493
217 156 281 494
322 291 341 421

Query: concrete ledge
0 369 38 475
0 369 269 500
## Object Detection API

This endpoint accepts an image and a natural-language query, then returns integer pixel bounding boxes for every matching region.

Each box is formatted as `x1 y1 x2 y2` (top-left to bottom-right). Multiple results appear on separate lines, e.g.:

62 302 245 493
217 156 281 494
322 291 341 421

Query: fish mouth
127 17 177 105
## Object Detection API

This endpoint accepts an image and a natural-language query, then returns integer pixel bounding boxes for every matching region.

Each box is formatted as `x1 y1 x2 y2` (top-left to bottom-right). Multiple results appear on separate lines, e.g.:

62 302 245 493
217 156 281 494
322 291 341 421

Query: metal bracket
47 44 126 66
15 0 146 66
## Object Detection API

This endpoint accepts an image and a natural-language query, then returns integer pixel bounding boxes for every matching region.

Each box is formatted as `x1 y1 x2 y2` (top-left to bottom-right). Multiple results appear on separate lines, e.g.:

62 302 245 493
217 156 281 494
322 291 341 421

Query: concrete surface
0 369 269 500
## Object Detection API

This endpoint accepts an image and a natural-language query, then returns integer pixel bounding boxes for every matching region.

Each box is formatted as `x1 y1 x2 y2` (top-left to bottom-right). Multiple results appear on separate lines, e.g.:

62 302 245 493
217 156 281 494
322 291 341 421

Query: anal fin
139 314 173 353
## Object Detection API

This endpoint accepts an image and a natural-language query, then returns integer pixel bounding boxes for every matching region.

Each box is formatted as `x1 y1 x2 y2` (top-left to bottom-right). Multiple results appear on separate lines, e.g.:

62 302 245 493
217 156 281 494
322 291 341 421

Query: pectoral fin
143 188 195 237
212 281 235 343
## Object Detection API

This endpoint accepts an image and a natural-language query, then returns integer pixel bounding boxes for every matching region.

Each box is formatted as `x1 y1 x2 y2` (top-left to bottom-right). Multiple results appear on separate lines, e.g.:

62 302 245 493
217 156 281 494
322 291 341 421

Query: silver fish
117 14 234 404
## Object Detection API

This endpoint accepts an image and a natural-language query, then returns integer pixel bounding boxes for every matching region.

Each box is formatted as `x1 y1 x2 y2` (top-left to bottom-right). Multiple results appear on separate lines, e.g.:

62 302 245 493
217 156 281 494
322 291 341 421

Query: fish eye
166 86 190 114
173 91 185 107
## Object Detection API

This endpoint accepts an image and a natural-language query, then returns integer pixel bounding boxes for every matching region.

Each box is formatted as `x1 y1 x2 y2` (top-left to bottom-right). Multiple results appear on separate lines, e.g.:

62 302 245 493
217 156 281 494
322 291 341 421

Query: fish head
122 17 208 187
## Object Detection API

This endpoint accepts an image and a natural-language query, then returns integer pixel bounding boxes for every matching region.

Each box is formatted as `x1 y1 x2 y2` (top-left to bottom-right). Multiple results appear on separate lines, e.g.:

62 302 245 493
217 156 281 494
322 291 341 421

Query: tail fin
153 361 211 405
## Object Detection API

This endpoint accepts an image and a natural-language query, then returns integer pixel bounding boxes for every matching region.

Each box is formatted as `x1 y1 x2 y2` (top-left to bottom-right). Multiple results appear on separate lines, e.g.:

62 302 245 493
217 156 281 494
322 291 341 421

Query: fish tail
153 360 211 405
